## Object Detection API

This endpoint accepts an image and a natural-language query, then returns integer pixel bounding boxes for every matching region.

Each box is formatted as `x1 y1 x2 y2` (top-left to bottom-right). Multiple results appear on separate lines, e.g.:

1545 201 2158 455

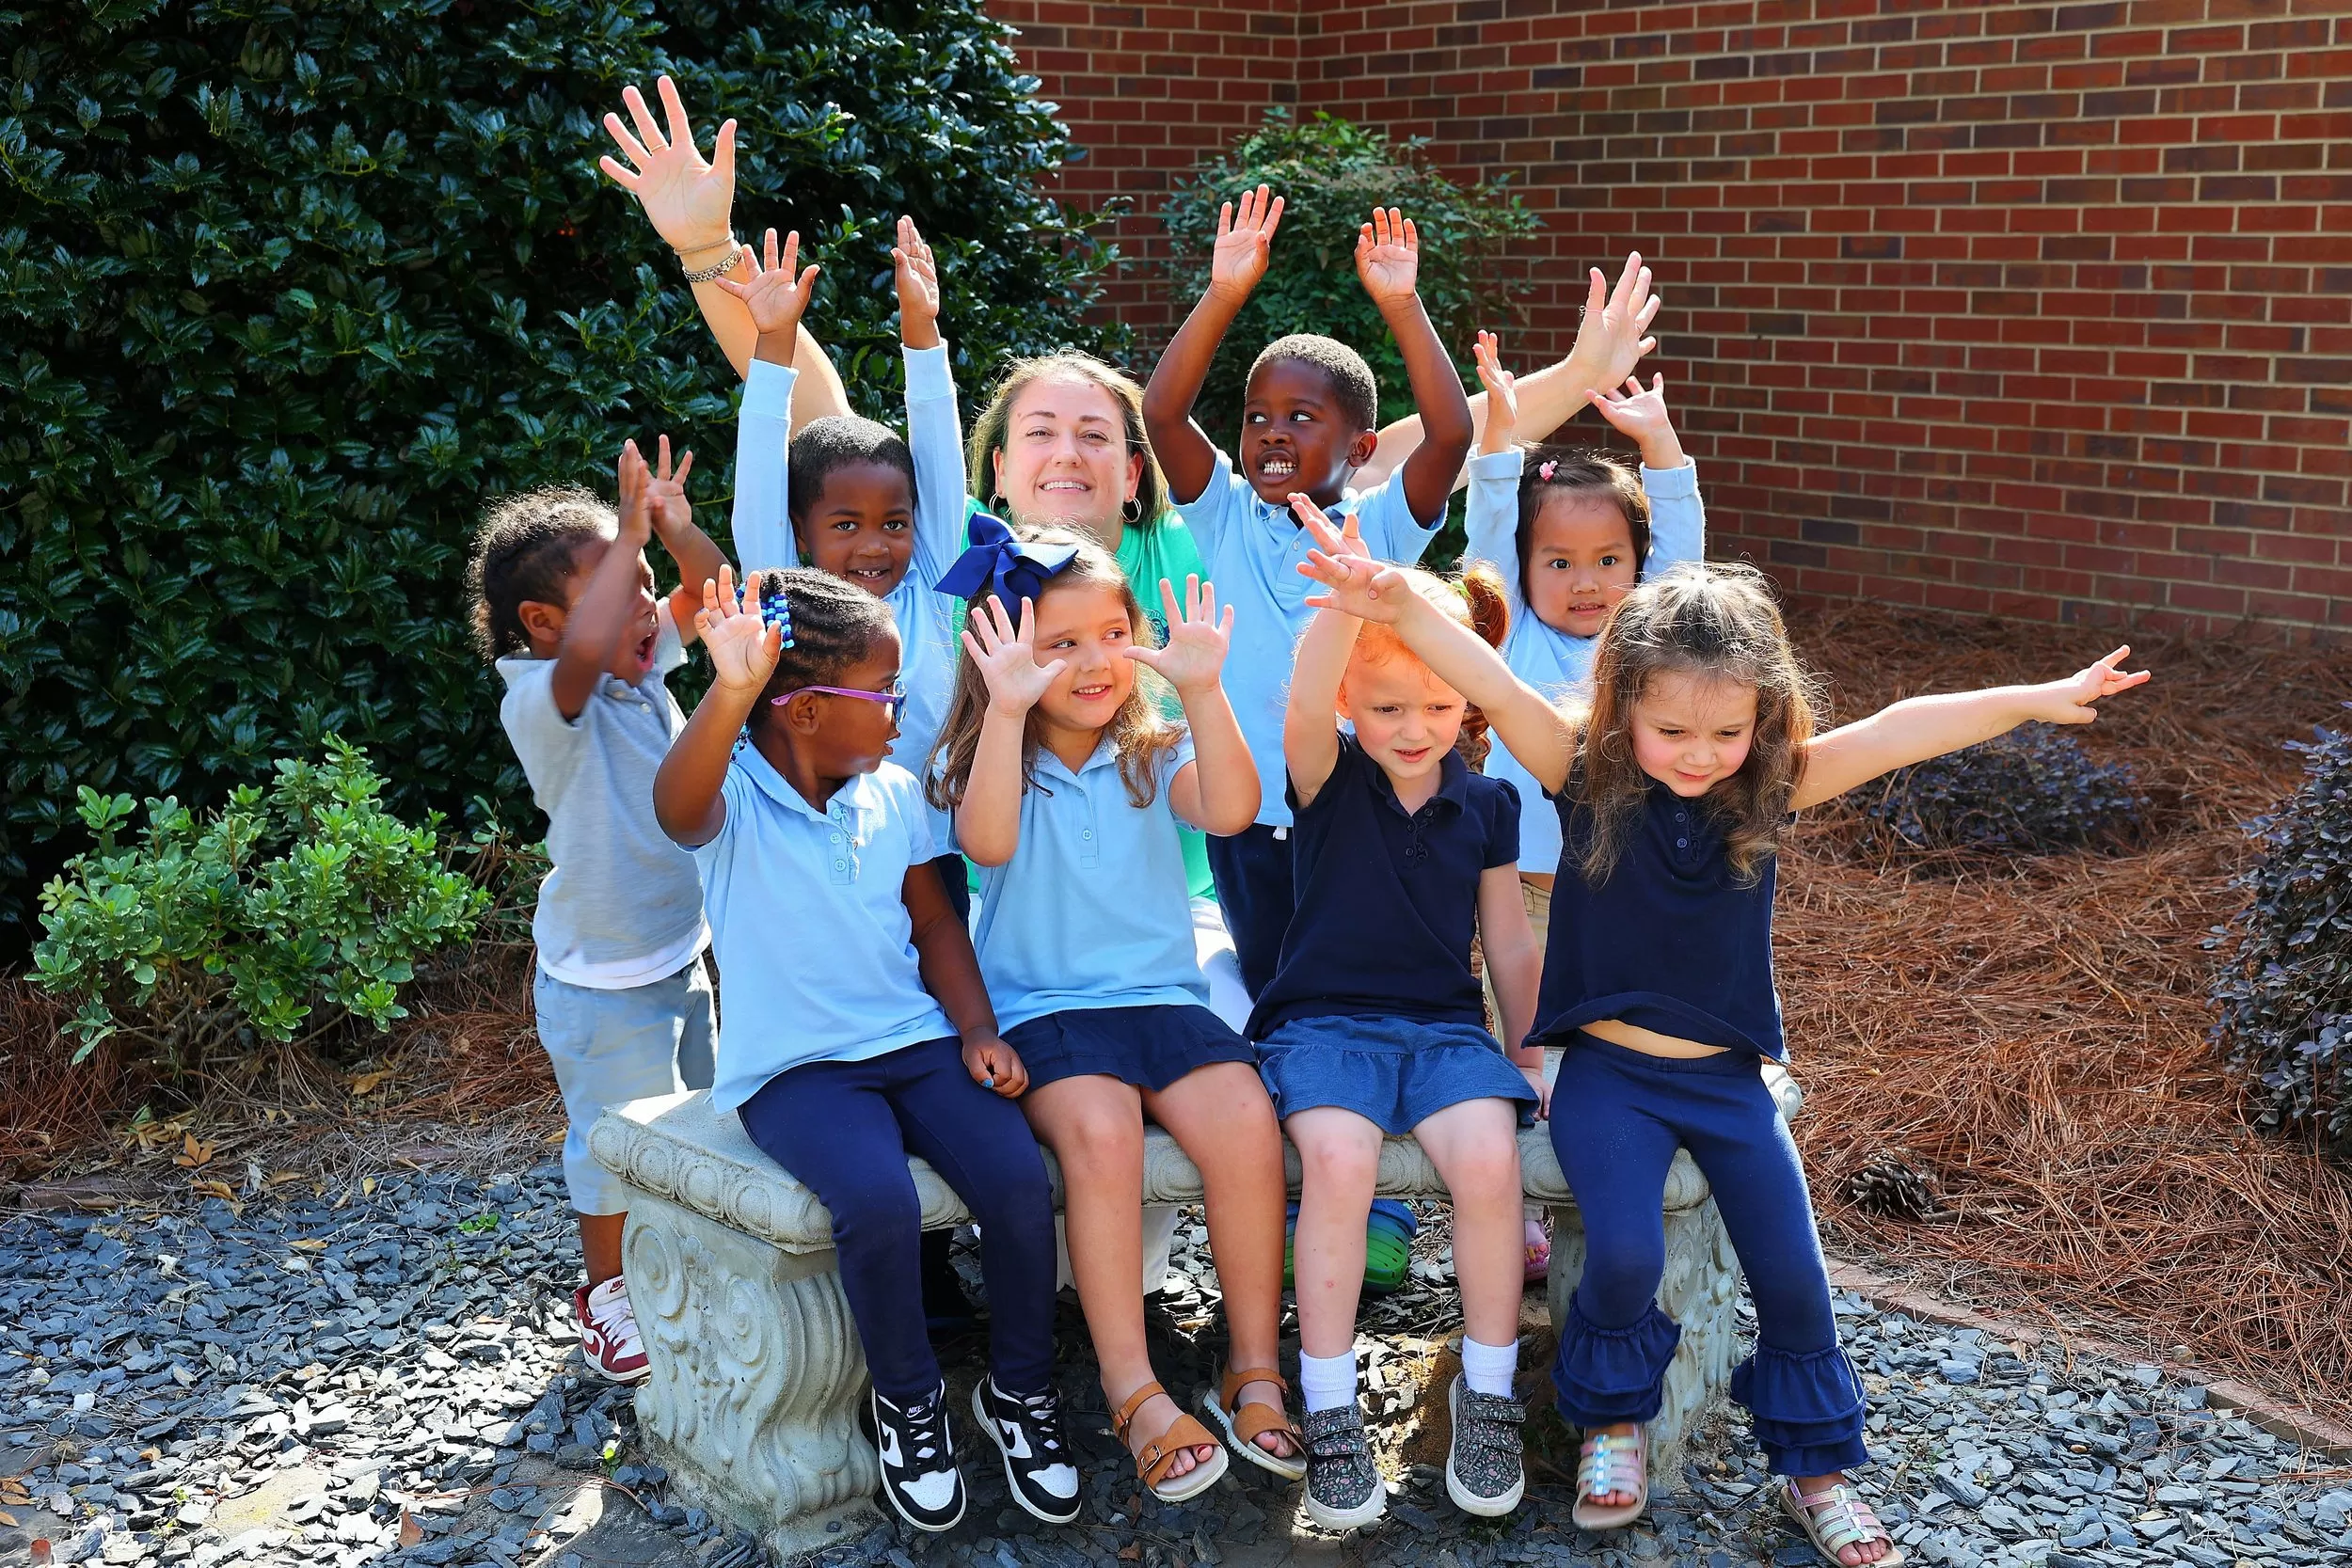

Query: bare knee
1296 1134 1379 1193
1048 1102 1144 1180
1442 1141 1523 1209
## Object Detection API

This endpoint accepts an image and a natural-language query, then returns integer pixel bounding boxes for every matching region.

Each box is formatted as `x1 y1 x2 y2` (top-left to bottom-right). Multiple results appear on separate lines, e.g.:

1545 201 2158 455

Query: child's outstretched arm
1141 184 1284 507
643 434 726 644
1360 253 1661 490
905 862 1026 1099
1356 209 1472 527
718 229 819 575
1124 577 1260 834
1294 500 1578 793
1790 648 2153 813
654 567 782 846
895 216 970 583
550 441 660 721
953 594 1069 868
1476 865 1548 1116
597 73 849 423
1460 332 1526 604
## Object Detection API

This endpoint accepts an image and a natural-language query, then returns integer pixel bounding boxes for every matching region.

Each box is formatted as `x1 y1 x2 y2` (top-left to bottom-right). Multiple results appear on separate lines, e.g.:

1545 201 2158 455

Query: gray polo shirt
497 614 709 989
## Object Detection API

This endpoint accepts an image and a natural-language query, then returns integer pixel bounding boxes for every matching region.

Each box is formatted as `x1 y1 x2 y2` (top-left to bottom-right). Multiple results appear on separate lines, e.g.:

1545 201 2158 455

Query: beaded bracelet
676 238 742 285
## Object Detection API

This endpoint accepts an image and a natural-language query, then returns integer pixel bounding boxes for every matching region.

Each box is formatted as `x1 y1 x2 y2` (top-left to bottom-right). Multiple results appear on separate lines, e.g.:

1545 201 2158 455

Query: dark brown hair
1514 444 1651 593
466 485 613 660
1574 561 1820 885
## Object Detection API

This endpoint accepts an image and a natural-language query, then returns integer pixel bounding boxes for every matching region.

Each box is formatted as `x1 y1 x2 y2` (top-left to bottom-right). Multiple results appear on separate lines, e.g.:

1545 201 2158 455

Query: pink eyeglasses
770 680 907 724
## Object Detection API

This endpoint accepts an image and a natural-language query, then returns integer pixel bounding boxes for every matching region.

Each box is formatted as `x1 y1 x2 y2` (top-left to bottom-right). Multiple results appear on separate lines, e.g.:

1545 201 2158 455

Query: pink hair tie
1537 458 1558 483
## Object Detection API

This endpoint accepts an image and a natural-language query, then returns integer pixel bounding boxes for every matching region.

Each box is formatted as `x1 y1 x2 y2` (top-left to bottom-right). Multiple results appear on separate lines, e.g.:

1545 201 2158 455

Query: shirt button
830 832 842 844
834 860 847 870
1677 838 1689 848
1081 830 1094 841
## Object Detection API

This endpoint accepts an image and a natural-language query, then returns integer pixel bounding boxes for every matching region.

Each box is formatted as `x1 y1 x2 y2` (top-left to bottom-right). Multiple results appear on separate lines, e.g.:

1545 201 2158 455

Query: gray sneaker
1445 1375 1527 1516
1300 1402 1386 1530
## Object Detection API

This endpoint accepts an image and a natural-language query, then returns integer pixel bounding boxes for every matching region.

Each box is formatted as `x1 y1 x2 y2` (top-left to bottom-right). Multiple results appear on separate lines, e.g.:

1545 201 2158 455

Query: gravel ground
3 1160 2346 1568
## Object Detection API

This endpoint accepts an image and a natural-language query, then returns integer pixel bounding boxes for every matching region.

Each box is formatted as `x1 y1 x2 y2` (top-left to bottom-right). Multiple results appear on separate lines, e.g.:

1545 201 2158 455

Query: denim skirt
1006 1004 1257 1094
1255 1013 1537 1133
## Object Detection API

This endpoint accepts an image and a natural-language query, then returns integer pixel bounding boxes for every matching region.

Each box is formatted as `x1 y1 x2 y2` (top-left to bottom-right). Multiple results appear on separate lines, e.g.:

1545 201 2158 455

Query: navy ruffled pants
1549 1034 1869 1477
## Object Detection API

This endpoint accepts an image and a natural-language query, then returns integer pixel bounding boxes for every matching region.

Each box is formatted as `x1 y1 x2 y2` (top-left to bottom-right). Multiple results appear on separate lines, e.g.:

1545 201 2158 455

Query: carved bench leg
623 1190 882 1557
1546 1194 1740 1484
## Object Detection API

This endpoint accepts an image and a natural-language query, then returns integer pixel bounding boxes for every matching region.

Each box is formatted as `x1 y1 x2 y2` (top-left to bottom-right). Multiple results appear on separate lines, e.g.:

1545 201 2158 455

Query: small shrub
1158 108 1538 454
2208 710 2352 1158
1859 725 2145 857
31 737 489 1067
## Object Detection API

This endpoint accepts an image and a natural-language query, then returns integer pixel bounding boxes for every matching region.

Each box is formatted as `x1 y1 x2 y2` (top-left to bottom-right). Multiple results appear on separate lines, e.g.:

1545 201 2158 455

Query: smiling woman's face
992 373 1143 534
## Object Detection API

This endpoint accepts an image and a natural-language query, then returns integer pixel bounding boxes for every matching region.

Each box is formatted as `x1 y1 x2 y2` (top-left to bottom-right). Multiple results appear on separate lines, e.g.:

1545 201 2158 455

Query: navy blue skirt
1006 1004 1257 1094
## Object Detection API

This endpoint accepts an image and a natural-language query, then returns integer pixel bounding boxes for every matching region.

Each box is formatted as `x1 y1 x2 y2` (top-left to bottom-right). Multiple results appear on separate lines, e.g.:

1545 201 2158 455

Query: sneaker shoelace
587 1286 642 1353
895 1389 951 1470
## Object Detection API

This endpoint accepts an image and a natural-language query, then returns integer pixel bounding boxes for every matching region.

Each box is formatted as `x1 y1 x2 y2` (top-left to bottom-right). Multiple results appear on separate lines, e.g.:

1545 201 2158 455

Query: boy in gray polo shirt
469 437 727 1384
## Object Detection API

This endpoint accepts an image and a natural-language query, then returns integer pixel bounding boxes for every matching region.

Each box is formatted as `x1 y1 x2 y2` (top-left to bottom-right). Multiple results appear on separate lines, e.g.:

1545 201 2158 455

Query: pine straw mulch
1775 601 2352 1429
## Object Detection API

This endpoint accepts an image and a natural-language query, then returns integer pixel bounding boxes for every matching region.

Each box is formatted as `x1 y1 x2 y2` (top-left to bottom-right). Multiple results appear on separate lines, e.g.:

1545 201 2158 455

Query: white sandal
1569 1426 1647 1530
1781 1477 1906 1566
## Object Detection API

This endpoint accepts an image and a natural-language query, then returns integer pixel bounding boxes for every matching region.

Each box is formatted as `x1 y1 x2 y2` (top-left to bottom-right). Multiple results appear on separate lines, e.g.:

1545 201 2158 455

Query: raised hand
892 215 942 350
716 228 819 341
961 594 1069 715
1123 576 1232 696
1585 372 1684 467
616 440 654 545
2031 646 2152 724
598 75 737 258
695 566 784 694
644 434 696 538
1473 330 1518 454
1569 253 1661 390
1355 208 1421 313
1293 498 1410 623
1208 183 1284 304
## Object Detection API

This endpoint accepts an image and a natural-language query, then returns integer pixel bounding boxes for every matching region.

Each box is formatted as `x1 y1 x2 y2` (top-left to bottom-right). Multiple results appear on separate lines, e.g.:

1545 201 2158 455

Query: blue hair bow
934 511 1077 609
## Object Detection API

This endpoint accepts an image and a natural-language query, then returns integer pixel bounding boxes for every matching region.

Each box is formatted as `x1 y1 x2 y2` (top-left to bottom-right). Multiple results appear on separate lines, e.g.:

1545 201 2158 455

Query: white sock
1460 1335 1518 1399
1298 1349 1359 1413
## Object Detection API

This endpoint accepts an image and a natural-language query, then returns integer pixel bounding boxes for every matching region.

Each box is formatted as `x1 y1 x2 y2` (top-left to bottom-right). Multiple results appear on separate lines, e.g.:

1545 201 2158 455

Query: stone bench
590 1065 1801 1558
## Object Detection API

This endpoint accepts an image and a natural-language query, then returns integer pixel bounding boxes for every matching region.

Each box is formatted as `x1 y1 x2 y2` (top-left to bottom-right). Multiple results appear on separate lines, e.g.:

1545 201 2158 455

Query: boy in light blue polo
1142 193 1474 995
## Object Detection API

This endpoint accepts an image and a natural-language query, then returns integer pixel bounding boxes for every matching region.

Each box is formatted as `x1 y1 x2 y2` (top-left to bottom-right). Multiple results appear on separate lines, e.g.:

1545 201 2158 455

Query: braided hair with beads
741 567 900 735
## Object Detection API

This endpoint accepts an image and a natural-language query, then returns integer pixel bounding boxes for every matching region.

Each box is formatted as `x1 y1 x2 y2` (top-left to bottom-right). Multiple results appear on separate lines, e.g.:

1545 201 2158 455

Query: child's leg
1147 1062 1293 1455
1021 1073 1217 1479
887 1037 1060 1399
1285 1107 1385 1398
736 1053 943 1402
1411 1096 1526 1362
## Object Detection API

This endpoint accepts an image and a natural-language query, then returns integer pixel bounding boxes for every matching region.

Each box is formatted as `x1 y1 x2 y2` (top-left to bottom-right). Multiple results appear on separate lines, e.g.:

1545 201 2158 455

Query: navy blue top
1533 776 1787 1061
1248 735 1522 1039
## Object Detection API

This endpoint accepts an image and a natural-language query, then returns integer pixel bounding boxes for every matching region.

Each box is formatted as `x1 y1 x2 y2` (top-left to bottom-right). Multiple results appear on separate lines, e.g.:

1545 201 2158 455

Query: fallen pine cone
1844 1150 1948 1222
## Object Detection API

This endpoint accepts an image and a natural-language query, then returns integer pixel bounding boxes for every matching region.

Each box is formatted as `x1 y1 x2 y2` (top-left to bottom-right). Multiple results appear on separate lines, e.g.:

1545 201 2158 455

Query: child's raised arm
1461 333 1526 604
1360 253 1661 491
1355 209 1471 527
1295 502 1578 793
718 229 819 575
550 442 660 721
952 595 1069 868
895 216 971 583
1123 577 1260 835
643 434 727 643
1140 184 1284 508
1282 598 1361 815
653 568 782 847
596 73 850 423
1789 648 2152 813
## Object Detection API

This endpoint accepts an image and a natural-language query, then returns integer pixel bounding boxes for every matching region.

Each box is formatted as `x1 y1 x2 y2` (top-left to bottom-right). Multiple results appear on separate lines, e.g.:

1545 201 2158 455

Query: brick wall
993 0 2352 640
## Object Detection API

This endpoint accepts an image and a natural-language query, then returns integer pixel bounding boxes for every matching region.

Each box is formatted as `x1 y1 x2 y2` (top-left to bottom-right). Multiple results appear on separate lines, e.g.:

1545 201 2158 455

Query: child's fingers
779 229 799 276
1263 193 1284 237
671 449 693 487
1159 575 1184 630
1403 215 1418 251
1015 594 1039 648
1217 603 1234 639
2095 644 2132 671
1215 199 1233 242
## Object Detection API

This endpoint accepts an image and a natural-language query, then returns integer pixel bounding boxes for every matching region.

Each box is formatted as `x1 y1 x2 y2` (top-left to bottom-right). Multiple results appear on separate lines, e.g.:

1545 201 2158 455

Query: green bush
1158 108 1538 456
0 0 1115 927
2208 711 2352 1159
32 736 490 1066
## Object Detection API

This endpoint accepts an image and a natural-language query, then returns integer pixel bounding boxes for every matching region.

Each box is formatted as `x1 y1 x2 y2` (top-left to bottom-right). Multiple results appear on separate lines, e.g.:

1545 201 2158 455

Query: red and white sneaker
574 1275 651 1385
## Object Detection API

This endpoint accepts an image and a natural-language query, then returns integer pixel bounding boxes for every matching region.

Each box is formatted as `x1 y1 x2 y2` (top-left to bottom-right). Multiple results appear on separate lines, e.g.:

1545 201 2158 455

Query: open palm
1124 577 1232 695
1355 208 1421 310
2036 646 2152 723
962 595 1068 714
716 230 818 337
1209 184 1283 301
644 435 695 535
696 567 782 694
1587 375 1672 445
598 75 736 255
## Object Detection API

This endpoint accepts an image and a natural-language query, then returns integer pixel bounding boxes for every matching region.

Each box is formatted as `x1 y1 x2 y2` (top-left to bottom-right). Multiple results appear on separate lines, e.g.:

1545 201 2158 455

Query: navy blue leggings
1205 822 1293 998
1549 1035 1869 1476
739 1035 1057 1402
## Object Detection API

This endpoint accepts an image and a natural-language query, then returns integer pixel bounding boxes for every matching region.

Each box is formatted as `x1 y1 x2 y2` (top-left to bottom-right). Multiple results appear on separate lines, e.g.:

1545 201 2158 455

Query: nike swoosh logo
879 1426 902 1468
997 1419 1030 1460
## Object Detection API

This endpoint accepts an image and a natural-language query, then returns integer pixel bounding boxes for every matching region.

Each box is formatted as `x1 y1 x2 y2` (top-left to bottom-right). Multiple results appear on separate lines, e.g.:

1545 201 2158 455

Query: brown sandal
1197 1365 1307 1481
1112 1381 1231 1502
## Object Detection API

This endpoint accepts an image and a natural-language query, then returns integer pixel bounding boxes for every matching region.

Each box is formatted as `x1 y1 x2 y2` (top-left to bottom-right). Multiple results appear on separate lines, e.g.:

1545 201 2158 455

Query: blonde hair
1575 561 1820 884
926 527 1184 812
1345 562 1512 768
965 352 1168 528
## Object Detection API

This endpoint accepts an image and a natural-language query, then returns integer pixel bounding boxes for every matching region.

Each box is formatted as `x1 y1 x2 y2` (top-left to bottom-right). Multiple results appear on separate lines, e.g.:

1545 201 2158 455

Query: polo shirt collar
1368 743 1470 816
1034 734 1120 786
735 739 874 822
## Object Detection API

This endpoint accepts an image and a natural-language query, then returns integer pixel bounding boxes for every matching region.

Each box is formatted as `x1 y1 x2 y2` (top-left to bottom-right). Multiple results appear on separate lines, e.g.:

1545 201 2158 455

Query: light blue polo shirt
692 750 954 1112
732 349 966 845
1171 451 1440 829
1462 450 1706 876
968 735 1205 1031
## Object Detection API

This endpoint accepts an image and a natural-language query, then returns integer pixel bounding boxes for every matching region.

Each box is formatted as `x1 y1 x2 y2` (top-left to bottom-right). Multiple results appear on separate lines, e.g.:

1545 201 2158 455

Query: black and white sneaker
970 1376 1081 1525
871 1384 966 1533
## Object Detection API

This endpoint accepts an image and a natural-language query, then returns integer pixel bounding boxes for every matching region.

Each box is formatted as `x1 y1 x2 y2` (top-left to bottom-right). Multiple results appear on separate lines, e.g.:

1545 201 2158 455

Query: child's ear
789 512 813 564
783 691 824 737
516 598 566 650
1345 428 1379 469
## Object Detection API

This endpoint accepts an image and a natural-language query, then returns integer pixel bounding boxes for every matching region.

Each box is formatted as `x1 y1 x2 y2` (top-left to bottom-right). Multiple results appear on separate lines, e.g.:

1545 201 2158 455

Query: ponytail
1454 562 1511 768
